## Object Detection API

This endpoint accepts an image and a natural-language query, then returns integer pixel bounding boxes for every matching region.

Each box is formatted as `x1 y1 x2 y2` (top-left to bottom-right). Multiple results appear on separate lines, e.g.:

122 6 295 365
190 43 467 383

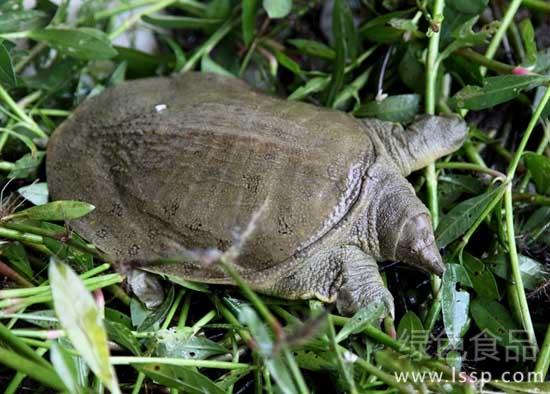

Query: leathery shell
46 73 375 277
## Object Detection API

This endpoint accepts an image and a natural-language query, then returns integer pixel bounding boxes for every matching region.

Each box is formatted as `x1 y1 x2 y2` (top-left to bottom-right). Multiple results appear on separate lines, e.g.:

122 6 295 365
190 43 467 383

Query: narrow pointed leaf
49 259 120 393
436 186 503 248
4 200 95 221
449 75 549 110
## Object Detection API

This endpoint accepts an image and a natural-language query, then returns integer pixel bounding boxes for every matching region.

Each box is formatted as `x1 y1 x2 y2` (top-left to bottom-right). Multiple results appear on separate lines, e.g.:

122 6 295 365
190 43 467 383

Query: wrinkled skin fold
46 72 468 315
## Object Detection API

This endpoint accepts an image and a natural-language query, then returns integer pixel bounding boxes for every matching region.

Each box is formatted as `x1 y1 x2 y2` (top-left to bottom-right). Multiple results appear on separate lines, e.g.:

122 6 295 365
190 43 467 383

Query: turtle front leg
334 246 394 317
269 245 394 316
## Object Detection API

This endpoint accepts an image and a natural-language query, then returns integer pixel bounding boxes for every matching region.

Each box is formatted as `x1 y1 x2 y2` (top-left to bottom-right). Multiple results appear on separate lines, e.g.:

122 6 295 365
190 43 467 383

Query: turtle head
393 213 444 276
368 171 445 276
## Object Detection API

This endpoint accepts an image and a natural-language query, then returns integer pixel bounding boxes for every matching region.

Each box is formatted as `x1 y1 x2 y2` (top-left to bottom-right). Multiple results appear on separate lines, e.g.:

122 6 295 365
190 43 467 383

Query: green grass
0 0 550 393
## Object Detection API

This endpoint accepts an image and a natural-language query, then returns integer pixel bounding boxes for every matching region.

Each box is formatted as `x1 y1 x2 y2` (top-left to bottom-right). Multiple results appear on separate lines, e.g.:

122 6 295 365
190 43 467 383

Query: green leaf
9 152 45 179
519 19 537 67
28 28 117 60
142 14 223 30
333 67 372 110
294 350 335 371
0 10 49 34
216 368 252 391
50 341 85 394
266 356 298 394
42 224 93 271
113 46 169 78
441 264 470 348
146 267 209 293
397 311 426 350
462 253 500 300
449 75 550 110
18 182 49 206
287 39 335 60
335 302 385 342
521 206 550 246
398 44 425 93
201 55 235 77
524 153 550 195
238 305 273 356
206 0 231 19
359 9 414 43
242 0 259 46
438 17 496 62
135 364 226 394
441 0 489 46
439 174 484 210
49 259 120 394
2 242 33 280
355 94 419 123
105 320 141 355
486 253 548 290
274 50 302 75
262 0 292 19
470 298 528 356
0 40 16 89
133 285 175 332
288 77 330 101
326 0 358 106
155 330 228 359
24 58 83 92
436 186 504 248
4 200 95 221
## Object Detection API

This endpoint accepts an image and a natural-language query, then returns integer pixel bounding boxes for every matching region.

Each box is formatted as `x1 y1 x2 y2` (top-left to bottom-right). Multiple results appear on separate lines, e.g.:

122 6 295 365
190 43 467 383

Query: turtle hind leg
268 245 394 317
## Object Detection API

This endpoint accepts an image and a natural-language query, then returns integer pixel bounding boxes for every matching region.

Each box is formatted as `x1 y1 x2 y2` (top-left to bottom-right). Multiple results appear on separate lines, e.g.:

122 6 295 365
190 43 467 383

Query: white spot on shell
155 104 168 113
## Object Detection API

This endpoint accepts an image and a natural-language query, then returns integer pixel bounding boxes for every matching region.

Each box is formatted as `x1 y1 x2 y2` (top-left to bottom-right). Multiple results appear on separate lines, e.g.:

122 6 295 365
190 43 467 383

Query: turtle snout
415 242 445 276
395 213 446 276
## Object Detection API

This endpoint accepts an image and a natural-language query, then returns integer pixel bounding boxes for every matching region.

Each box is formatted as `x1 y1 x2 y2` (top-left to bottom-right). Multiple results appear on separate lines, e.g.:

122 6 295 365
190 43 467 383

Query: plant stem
454 48 517 74
512 192 550 206
0 161 15 171
282 347 310 394
181 18 239 73
354 358 415 394
483 0 523 76
219 258 281 338
502 86 550 352
535 325 550 378
94 0 162 20
0 347 64 391
507 86 550 179
327 315 357 394
0 322 51 368
424 0 445 332
436 162 506 179
108 0 177 40
110 356 250 369
504 185 537 351
4 347 48 394
523 0 550 12
0 260 33 287
424 0 445 224
0 85 46 139
1 222 107 259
